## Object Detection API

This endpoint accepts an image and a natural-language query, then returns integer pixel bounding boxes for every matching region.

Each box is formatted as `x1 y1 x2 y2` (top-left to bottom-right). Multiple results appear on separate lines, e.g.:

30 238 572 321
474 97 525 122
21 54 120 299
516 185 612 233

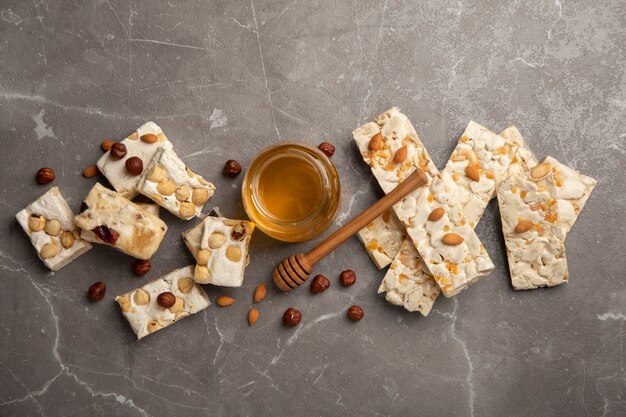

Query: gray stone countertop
1 1 625 416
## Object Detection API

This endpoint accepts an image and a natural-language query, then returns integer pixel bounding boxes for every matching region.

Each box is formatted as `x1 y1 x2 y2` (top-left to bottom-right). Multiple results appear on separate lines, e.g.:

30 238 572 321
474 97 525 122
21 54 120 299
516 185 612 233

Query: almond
216 295 235 307
530 162 551 180
393 146 408 163
514 219 533 233
253 284 267 303
442 233 464 246
428 207 445 222
140 133 159 143
82 166 98 178
368 132 383 151
465 164 481 182
248 307 259 326
101 140 115 151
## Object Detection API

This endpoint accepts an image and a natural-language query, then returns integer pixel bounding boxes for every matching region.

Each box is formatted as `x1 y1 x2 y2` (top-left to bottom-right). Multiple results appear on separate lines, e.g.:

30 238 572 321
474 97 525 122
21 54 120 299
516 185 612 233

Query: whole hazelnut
125 156 143 176
110 142 127 159
132 259 151 276
157 292 176 308
87 282 106 302
339 269 357 287
310 274 330 294
223 160 242 177
347 305 364 321
36 167 55 184
282 307 302 327
317 142 335 157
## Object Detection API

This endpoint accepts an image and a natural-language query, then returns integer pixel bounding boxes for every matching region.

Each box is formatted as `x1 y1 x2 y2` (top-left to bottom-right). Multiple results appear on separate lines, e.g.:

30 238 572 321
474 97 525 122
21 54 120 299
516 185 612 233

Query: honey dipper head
272 254 313 291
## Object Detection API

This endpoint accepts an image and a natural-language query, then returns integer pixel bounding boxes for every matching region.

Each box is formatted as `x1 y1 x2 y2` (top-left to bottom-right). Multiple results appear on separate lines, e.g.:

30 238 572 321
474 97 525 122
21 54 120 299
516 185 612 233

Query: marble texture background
1 0 625 416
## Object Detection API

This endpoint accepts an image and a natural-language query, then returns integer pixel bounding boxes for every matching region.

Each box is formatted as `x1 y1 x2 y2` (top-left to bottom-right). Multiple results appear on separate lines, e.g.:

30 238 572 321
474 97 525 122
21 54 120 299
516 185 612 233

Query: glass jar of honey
242 142 341 242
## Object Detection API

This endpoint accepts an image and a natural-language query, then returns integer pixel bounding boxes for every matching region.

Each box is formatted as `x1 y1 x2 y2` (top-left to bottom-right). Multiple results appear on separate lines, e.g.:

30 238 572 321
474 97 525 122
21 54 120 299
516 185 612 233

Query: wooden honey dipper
272 168 428 291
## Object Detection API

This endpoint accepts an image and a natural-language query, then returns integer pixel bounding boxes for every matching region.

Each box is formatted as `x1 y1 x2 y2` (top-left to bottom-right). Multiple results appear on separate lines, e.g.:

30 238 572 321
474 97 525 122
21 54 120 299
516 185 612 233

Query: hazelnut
36 167 55 184
28 215 46 232
231 223 247 241
208 232 226 249
101 140 115 151
44 219 61 237
82 166 98 178
133 289 150 306
157 179 176 196
60 230 75 249
196 249 210 266
223 160 242 177
282 308 302 327
339 269 357 287
87 282 106 302
157 292 176 308
347 305 364 321
117 295 130 312
140 133 158 143
310 274 330 293
110 142 127 159
225 246 242 262
132 259 151 276
175 185 190 201
40 243 59 259
194 265 209 281
192 188 209 205
178 201 196 218
177 277 195 294
169 297 184 314
317 142 335 157
125 156 143 176
147 320 161 334
147 166 166 182
216 295 236 307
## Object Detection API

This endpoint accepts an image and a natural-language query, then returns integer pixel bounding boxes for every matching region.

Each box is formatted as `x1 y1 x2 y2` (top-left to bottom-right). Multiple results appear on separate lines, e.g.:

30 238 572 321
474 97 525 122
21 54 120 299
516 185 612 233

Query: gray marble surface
1 0 625 416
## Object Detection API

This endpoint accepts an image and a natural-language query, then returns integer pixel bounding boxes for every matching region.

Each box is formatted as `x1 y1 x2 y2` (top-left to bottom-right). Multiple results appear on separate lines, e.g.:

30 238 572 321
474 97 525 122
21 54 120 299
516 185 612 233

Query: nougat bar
74 183 167 259
16 187 92 271
115 266 209 339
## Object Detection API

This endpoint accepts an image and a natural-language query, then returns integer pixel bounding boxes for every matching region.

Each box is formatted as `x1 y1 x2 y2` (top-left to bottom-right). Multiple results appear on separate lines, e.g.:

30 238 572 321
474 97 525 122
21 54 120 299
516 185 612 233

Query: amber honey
242 142 341 242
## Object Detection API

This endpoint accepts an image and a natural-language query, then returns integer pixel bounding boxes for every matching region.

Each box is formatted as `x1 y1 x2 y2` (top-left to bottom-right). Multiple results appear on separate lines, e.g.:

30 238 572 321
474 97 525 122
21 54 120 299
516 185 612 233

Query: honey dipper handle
305 168 428 265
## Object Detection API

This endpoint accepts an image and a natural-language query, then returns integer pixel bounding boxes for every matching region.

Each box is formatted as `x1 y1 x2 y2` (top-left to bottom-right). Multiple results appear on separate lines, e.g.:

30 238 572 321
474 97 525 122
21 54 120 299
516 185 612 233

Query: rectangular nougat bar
74 183 168 259
16 187 92 271
498 161 568 289
115 266 209 339
97 121 173 199
138 148 216 220
193 216 255 287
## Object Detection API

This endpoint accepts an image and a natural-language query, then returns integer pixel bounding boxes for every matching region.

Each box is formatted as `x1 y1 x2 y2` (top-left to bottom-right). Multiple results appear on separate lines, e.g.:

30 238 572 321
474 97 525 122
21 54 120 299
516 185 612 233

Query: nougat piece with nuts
379 239 440 316
138 148 215 220
356 210 406 269
498 161 568 290
193 216 255 287
97 121 173 199
115 266 209 340
74 183 167 260
15 187 92 271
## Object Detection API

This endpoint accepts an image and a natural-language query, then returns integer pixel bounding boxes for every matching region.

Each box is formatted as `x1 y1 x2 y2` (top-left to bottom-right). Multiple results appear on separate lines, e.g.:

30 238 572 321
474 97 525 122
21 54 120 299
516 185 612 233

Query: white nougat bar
193 216 255 287
74 183 168 259
138 148 216 220
115 266 209 339
16 187 92 271
356 210 406 269
498 162 568 289
97 122 173 199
